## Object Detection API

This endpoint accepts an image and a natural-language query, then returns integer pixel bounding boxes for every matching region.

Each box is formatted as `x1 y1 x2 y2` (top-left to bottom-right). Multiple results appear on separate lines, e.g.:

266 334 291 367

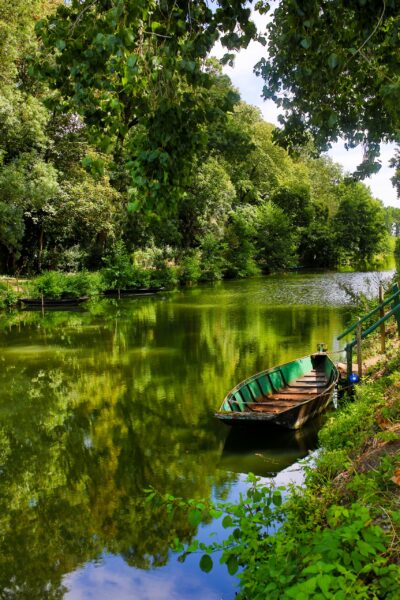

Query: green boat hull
215 354 338 430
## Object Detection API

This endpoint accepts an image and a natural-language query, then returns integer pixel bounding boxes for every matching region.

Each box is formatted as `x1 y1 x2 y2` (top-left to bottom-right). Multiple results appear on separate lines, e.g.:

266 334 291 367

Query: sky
211 9 399 208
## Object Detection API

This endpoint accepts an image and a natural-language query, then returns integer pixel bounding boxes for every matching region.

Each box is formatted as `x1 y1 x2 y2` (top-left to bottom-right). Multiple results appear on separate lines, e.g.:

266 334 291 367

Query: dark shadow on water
21 305 88 313
220 415 326 477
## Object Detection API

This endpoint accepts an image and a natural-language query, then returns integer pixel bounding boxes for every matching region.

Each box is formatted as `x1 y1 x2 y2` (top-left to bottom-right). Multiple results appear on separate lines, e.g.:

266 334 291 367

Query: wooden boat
215 353 338 430
20 296 88 307
103 287 165 297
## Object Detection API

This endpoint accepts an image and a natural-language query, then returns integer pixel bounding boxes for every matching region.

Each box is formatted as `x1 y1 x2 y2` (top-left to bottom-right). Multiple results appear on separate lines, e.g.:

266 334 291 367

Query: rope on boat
326 348 347 356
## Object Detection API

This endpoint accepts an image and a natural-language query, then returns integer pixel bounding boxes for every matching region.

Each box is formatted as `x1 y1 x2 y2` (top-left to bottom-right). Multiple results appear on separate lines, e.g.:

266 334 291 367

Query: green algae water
0 271 394 599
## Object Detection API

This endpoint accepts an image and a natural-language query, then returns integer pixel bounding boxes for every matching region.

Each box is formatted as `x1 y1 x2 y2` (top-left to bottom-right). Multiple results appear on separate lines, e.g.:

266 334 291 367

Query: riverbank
230 332 400 598
278 345 400 597
0 258 396 313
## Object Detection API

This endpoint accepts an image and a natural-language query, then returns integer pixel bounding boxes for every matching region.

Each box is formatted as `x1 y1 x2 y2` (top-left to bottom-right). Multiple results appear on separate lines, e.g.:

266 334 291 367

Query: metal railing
337 283 400 379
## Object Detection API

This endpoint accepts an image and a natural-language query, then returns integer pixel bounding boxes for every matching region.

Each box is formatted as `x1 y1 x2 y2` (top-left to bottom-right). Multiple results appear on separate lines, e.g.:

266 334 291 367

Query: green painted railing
337 283 400 379
337 287 400 340
345 302 400 349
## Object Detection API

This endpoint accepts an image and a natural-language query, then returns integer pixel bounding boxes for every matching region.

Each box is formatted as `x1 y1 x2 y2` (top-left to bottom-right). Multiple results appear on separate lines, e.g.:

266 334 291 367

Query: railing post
379 284 386 353
391 283 400 334
356 320 363 380
346 343 352 380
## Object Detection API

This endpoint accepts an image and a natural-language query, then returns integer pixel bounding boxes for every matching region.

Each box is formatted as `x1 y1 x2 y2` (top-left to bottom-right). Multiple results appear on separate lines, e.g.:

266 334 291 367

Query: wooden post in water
356 320 362 380
379 284 386 353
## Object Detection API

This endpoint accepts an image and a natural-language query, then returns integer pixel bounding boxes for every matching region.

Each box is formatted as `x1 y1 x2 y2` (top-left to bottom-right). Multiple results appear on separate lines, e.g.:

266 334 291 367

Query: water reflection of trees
0 291 347 597
0 367 229 597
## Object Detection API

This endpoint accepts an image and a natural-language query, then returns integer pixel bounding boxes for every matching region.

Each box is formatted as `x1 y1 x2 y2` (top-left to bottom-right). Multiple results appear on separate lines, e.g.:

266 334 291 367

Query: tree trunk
38 228 44 272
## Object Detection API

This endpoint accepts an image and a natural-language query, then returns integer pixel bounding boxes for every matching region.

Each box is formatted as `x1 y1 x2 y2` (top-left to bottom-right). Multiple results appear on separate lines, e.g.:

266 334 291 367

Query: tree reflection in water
0 277 351 598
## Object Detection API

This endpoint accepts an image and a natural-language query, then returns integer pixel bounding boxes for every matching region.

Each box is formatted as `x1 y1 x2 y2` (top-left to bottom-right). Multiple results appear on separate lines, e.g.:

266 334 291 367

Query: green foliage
254 202 297 272
390 149 400 199
28 271 66 299
256 0 400 178
148 264 178 289
384 205 400 236
0 281 18 309
334 183 389 264
28 270 102 299
35 0 257 208
158 472 400 600
134 245 178 289
199 233 226 282
64 270 104 298
319 382 385 455
178 251 202 286
299 221 338 268
0 0 391 281
272 184 312 229
101 241 135 291
179 157 235 248
154 359 400 599
224 209 259 278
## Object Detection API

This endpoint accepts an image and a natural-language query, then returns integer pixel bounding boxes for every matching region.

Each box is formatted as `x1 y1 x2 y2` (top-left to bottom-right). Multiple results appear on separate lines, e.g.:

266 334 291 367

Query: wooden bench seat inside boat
247 368 328 414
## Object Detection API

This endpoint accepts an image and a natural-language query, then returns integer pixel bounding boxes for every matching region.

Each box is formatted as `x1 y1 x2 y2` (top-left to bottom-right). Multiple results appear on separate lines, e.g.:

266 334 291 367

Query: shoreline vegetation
152 309 400 599
0 247 397 311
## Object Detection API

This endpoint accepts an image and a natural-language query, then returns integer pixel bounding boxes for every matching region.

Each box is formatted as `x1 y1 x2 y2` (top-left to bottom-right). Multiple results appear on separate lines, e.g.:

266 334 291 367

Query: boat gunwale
216 353 339 418
19 296 89 306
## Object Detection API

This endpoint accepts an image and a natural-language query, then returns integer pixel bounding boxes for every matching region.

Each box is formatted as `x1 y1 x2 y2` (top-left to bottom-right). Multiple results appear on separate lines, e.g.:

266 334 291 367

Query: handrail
337 287 400 340
339 283 400 379
346 302 400 349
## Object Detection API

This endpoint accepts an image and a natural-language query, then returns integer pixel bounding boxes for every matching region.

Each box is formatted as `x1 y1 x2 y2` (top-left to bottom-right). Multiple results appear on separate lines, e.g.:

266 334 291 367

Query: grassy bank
276 355 400 599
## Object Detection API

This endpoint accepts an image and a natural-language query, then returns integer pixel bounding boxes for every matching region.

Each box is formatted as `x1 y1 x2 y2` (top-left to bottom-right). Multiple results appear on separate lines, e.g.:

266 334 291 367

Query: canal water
0 270 394 599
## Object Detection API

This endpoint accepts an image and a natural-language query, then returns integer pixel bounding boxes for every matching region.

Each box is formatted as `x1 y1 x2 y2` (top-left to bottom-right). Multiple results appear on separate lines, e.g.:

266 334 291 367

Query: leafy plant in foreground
150 473 400 599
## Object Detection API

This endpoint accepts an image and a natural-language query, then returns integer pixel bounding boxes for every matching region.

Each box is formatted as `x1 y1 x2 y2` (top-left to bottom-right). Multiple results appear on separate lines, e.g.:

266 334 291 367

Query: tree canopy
35 0 260 208
0 0 393 276
255 0 400 177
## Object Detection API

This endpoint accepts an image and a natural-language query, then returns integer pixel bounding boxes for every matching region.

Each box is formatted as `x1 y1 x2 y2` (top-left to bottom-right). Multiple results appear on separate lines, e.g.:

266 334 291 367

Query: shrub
128 267 151 288
134 244 178 289
0 281 18 309
157 479 400 600
28 271 66 299
28 271 102 299
178 250 202 285
63 271 104 298
223 208 259 278
318 382 385 454
101 241 133 291
199 233 226 282
148 264 178 288
55 245 89 272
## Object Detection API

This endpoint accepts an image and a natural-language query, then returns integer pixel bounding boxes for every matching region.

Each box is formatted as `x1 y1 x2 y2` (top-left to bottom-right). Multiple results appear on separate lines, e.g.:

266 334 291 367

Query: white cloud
64 555 227 600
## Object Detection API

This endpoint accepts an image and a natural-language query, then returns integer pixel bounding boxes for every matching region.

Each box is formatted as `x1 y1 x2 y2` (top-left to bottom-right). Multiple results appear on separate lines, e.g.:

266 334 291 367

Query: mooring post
379 283 385 353
356 320 362 380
